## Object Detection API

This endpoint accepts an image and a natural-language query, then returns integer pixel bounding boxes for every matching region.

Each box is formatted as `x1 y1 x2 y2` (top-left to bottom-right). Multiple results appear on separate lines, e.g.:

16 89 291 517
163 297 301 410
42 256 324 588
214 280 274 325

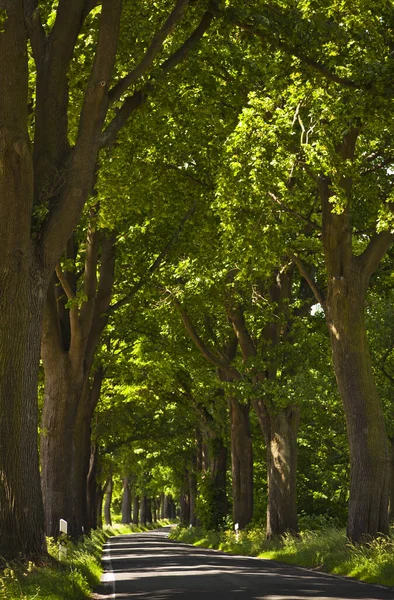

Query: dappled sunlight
97 532 394 600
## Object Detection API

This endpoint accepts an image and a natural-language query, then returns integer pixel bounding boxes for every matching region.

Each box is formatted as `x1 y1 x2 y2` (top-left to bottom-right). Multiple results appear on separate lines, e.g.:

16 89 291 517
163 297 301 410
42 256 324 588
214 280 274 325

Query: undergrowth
170 524 394 589
0 521 169 600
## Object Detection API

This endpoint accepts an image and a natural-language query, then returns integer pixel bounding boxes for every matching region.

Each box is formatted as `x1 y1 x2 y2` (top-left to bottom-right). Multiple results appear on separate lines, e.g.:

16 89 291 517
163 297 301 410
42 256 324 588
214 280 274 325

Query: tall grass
170 524 394 588
0 522 169 600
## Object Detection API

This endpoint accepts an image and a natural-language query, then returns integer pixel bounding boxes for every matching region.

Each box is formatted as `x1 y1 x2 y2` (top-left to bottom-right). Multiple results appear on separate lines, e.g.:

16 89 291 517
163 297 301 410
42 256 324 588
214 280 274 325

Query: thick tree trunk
207 437 228 528
104 476 113 526
87 444 100 530
163 494 170 519
146 498 153 524
389 439 394 523
228 397 253 529
326 278 390 540
40 356 84 537
152 498 157 522
122 478 132 524
0 274 47 560
0 4 47 560
254 401 299 537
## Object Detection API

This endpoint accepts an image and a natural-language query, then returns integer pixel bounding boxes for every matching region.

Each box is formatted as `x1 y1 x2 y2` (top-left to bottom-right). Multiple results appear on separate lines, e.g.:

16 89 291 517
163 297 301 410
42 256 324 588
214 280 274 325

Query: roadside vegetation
170 523 394 589
0 523 167 600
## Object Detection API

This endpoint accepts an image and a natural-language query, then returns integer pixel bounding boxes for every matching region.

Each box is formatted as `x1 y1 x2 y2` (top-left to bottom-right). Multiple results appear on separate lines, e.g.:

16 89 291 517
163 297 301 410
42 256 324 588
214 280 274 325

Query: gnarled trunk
327 277 389 540
0 272 47 560
254 401 299 537
40 355 84 537
229 396 253 529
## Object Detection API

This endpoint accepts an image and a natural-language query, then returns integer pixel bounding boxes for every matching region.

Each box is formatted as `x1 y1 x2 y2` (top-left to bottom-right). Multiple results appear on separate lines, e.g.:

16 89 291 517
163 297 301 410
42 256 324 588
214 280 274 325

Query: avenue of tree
1 0 394 562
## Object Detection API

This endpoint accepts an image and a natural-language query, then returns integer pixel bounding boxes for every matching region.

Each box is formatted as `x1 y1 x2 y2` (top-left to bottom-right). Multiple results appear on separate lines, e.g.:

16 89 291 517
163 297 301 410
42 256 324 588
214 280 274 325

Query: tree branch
39 0 123 270
357 231 394 284
23 0 46 66
109 0 192 104
172 296 241 378
109 201 197 313
268 191 321 231
226 304 257 361
55 264 76 302
79 222 100 338
100 8 215 148
291 253 326 309
226 13 358 89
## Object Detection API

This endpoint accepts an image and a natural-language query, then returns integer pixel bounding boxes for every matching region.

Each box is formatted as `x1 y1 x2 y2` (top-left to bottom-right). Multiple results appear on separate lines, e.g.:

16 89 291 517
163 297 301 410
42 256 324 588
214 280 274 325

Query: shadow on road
96 529 394 600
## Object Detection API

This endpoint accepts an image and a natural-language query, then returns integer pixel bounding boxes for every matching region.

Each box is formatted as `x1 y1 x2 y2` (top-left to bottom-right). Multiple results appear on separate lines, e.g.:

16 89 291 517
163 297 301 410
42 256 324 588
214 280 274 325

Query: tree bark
389 439 394 523
122 478 132 524
40 353 84 537
254 401 299 537
41 231 114 538
140 496 147 525
152 498 158 522
0 0 47 561
87 443 100 530
317 149 392 541
104 475 113 526
132 495 140 525
326 275 390 540
228 396 253 529
189 470 198 527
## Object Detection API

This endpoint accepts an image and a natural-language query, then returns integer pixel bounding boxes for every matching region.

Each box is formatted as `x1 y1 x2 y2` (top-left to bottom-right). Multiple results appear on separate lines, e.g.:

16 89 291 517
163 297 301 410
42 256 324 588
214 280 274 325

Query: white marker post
59 519 68 560
234 522 239 541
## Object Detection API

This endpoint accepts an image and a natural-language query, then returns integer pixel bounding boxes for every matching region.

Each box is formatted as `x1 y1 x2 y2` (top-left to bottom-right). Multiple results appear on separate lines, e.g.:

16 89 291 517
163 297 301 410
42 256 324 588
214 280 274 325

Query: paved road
95 527 394 600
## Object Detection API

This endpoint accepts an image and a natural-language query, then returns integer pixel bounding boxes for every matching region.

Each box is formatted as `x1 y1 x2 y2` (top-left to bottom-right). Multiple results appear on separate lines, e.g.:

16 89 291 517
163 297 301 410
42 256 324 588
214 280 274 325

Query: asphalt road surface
94 527 394 600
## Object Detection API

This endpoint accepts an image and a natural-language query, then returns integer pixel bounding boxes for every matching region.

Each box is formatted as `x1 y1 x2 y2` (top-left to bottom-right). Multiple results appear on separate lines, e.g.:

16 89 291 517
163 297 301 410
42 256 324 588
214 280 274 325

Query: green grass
0 521 171 600
170 525 394 589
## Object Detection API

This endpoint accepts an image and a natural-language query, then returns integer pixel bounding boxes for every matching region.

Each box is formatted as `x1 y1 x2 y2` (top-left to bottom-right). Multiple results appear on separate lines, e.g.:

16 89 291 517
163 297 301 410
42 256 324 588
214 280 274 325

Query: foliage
0 523 173 600
170 524 394 588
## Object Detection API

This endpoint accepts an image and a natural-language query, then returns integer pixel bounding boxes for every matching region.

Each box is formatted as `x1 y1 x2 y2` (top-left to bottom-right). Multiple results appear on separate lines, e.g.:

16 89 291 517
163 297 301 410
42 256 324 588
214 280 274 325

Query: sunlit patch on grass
170 524 394 589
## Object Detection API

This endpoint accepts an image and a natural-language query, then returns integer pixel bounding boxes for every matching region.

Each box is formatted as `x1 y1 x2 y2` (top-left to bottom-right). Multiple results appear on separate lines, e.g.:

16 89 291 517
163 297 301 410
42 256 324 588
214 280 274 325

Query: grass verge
169 525 394 589
1 521 171 600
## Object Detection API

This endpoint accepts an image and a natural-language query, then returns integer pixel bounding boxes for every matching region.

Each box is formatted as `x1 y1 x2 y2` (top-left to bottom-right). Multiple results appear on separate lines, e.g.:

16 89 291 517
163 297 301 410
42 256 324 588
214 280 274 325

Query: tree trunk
152 498 157 522
140 496 147 525
87 444 100 530
146 498 153 523
163 494 170 519
254 401 299 537
0 272 47 560
122 478 132 524
40 355 84 537
189 470 198 526
132 495 140 525
326 277 390 540
229 396 253 529
390 439 394 523
104 475 113 526
207 436 228 529
97 487 104 529
0 5 47 559
180 470 190 526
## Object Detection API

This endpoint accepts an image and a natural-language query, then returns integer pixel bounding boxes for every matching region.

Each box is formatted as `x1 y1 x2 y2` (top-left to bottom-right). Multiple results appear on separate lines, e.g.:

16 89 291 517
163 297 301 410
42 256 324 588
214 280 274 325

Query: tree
0 0 217 559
